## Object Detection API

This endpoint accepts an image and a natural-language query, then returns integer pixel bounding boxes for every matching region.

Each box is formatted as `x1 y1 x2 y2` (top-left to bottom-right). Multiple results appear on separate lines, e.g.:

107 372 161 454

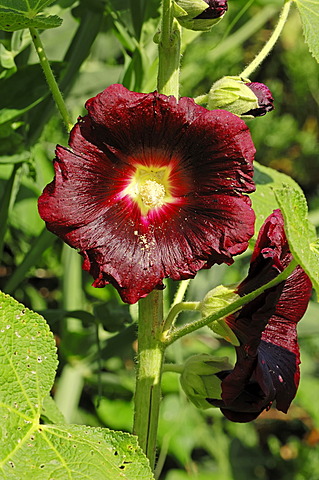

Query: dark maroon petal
38 84 256 304
206 210 312 421
195 0 228 19
243 82 274 117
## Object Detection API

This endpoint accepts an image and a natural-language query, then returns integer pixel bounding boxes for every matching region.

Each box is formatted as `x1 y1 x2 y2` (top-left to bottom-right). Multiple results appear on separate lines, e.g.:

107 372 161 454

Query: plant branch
157 0 181 97
240 0 292 78
163 258 298 346
133 290 165 470
29 27 72 131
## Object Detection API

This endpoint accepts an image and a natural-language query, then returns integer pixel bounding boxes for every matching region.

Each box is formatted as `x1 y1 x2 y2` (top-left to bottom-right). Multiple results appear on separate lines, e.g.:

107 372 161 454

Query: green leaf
1 424 154 479
0 11 62 31
294 0 319 62
251 161 304 238
0 0 56 12
0 291 58 458
0 292 154 479
40 395 66 425
274 185 319 297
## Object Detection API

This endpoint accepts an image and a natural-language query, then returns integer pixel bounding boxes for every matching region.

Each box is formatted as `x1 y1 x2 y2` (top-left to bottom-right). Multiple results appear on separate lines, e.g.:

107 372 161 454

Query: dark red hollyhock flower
38 84 255 304
207 209 312 422
195 0 228 19
244 82 274 117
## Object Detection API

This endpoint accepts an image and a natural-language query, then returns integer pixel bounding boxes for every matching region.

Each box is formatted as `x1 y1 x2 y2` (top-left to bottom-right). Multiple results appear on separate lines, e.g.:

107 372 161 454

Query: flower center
123 164 172 215
139 179 166 208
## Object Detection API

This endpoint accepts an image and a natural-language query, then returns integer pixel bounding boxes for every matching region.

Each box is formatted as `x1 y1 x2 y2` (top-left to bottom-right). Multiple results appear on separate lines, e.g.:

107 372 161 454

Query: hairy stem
157 0 181 97
133 290 165 469
163 259 298 346
240 0 292 78
29 27 72 131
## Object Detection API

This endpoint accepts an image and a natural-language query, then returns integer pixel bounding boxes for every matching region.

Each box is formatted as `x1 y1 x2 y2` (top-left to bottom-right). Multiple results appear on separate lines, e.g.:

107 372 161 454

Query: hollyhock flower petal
195 0 228 19
207 210 312 421
38 84 256 304
243 82 274 117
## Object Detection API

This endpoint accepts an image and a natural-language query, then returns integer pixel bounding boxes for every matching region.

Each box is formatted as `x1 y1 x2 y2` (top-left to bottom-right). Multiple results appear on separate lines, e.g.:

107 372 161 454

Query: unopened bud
174 0 228 31
180 354 233 409
208 76 274 118
199 284 240 345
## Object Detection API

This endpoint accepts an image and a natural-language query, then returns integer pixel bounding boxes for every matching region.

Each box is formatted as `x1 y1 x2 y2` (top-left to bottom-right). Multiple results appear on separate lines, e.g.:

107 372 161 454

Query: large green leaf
0 292 154 479
251 161 304 238
274 186 319 297
0 0 62 31
294 0 319 63
0 0 55 12
0 11 62 31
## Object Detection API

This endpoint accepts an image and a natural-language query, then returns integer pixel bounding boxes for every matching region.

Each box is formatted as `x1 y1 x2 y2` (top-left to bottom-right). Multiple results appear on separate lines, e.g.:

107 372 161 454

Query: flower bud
180 354 233 409
208 76 274 118
174 0 228 31
199 284 240 345
244 82 274 117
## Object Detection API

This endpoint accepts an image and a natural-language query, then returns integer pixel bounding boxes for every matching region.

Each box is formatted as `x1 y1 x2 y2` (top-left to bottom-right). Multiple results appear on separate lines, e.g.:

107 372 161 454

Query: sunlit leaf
274 185 319 297
0 292 154 479
294 0 319 62
0 11 62 31
251 161 304 239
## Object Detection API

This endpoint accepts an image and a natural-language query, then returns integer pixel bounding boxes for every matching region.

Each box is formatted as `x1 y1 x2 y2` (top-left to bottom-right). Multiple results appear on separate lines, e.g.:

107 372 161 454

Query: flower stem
29 27 73 131
163 301 200 336
163 258 298 346
157 0 181 97
240 0 292 79
133 290 165 470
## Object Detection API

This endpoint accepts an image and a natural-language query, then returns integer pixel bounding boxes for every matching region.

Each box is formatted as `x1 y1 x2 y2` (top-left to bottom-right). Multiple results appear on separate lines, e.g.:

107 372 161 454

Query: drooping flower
207 209 312 422
38 84 255 304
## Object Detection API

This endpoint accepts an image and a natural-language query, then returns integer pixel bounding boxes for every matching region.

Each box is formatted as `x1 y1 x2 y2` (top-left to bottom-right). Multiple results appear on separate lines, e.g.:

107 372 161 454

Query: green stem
173 279 191 305
162 363 184 374
133 290 165 470
0 164 20 261
163 301 200 336
240 0 292 78
157 0 181 97
29 27 72 131
163 259 298 346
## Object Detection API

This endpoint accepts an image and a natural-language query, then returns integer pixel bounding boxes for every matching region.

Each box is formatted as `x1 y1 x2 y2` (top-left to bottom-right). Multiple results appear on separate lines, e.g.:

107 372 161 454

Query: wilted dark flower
207 210 312 422
38 84 255 304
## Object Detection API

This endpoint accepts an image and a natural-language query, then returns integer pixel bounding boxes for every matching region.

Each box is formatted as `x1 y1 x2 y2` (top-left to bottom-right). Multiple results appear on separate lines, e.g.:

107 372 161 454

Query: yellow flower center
124 165 172 215
139 180 166 208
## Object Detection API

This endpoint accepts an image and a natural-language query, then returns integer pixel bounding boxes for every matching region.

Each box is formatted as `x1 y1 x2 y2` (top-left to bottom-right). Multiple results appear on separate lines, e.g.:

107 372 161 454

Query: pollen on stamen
139 180 165 208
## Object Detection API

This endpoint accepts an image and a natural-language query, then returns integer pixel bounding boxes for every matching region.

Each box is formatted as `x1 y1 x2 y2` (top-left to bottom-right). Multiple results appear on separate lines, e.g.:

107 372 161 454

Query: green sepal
199 285 240 346
180 354 233 409
208 75 258 117
173 0 225 31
